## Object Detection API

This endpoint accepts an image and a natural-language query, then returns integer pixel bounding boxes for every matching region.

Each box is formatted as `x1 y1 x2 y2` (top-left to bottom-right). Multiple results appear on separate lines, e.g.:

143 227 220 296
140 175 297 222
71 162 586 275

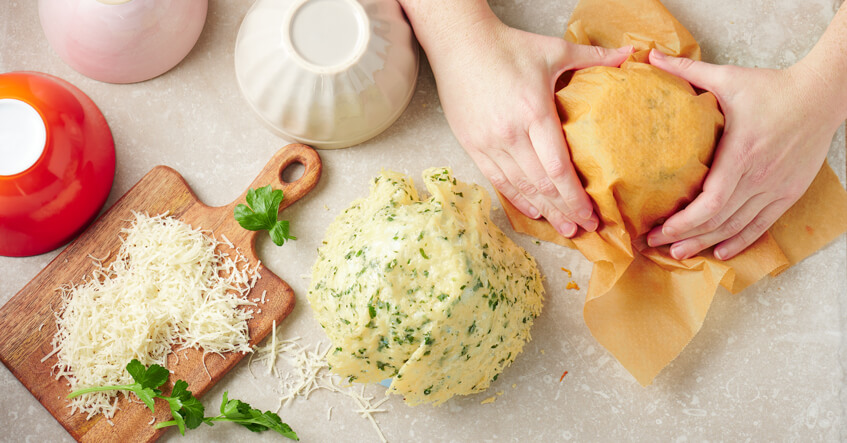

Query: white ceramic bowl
234 0 419 149
38 0 208 84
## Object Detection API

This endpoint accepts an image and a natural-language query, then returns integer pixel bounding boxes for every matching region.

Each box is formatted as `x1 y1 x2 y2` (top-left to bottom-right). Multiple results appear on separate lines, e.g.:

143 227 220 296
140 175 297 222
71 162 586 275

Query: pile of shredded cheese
46 212 259 419
250 329 391 443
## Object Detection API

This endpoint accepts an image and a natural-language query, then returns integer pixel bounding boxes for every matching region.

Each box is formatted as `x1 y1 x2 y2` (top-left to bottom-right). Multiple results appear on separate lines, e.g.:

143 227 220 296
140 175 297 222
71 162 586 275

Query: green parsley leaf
234 185 296 246
163 380 205 434
125 359 168 411
68 360 297 439
269 220 296 246
212 392 299 439
134 387 159 412
67 359 167 413
126 359 169 390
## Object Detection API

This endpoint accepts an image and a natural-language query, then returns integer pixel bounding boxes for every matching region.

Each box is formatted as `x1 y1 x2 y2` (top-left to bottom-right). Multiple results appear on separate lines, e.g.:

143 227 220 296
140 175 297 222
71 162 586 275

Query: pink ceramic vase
38 0 208 84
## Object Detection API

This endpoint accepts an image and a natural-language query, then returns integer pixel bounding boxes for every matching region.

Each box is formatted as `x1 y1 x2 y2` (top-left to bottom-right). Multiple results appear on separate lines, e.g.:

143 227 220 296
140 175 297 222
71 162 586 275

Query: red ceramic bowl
0 71 115 257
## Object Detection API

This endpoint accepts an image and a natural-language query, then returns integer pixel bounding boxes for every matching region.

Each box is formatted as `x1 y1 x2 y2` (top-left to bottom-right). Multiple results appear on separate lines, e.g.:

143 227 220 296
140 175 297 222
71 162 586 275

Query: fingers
471 151 540 220
648 49 725 92
470 126 594 239
647 133 746 246
658 193 769 260
526 108 599 232
646 186 750 248
565 43 633 70
490 143 579 237
550 42 632 77
713 200 790 260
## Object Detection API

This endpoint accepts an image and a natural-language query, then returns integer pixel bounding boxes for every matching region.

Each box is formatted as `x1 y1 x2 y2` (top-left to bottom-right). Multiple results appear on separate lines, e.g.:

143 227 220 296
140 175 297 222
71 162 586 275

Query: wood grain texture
0 143 321 442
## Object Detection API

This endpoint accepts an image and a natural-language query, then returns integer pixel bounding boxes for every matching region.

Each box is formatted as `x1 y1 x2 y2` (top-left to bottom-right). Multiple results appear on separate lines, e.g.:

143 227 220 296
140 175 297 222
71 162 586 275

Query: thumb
649 49 724 92
553 42 632 74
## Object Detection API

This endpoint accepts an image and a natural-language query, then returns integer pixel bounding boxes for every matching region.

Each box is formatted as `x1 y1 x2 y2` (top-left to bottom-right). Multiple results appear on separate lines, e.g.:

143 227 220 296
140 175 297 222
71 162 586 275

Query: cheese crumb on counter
250 334 390 443
49 212 257 419
308 168 544 406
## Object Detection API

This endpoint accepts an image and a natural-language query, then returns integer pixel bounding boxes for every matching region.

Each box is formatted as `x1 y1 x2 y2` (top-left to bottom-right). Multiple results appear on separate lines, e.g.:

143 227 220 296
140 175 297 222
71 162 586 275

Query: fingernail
662 226 677 238
558 222 578 238
527 205 540 219
646 235 656 248
714 247 726 261
617 45 633 54
585 217 599 232
578 208 593 220
651 49 666 59
670 244 686 260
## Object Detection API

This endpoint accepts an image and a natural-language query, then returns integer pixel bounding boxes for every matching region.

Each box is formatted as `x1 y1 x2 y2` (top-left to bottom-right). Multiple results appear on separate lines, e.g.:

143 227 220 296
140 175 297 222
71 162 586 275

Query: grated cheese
250 335 391 443
221 233 234 249
49 212 259 419
268 320 277 374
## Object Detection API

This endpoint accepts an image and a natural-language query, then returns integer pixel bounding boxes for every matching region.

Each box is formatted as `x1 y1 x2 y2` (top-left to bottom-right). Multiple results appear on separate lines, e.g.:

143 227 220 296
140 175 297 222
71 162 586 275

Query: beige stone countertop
1 0 846 441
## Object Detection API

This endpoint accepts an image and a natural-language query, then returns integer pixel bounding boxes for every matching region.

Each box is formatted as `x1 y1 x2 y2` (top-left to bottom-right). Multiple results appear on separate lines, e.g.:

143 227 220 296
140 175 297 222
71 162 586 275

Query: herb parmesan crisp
308 168 544 406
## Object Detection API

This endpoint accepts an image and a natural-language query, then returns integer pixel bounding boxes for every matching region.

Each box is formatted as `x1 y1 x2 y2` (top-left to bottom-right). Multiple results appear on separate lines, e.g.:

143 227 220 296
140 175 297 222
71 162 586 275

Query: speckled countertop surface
1 0 846 441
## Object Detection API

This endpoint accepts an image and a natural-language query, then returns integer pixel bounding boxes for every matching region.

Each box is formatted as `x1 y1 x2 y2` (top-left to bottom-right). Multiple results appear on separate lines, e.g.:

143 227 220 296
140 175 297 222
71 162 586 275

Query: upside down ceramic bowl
0 72 115 257
38 0 208 84
234 0 419 149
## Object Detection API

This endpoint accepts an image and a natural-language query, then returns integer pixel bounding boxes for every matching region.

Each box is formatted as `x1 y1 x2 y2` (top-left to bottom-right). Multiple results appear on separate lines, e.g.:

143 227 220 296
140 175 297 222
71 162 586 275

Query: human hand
422 17 630 237
646 49 844 260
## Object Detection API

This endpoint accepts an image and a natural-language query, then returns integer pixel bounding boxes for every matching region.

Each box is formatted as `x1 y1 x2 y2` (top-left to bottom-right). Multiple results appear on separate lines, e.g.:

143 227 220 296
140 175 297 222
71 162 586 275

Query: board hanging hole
280 160 305 184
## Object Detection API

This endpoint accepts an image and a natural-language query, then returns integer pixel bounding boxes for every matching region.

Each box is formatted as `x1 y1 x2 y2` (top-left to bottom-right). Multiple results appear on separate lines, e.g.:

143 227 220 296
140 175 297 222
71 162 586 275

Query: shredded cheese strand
268 319 277 374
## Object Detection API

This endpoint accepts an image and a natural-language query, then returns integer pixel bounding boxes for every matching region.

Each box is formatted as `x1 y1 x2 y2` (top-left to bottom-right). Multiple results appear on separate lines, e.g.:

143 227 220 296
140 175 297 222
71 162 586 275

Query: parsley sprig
234 185 296 246
67 359 298 440
67 359 168 412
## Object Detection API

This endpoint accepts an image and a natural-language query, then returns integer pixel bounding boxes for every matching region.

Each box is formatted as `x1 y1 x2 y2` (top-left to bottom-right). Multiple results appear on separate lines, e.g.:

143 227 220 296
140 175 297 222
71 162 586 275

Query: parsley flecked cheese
308 168 544 406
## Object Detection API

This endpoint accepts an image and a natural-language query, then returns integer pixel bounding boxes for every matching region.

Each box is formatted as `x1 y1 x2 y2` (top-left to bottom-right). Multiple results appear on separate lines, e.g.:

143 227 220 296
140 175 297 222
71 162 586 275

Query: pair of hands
430 18 841 261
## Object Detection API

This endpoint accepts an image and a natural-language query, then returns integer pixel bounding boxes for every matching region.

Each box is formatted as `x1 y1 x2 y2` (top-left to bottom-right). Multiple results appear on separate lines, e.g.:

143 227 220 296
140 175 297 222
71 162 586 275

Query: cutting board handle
230 143 322 213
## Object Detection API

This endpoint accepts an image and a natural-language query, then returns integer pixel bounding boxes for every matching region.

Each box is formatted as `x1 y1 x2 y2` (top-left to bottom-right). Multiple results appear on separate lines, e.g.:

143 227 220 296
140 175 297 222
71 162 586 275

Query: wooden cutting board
0 143 321 442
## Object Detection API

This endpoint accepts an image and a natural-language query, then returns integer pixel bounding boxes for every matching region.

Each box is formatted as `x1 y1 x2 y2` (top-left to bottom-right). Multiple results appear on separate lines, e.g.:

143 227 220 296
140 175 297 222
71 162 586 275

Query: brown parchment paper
498 0 847 385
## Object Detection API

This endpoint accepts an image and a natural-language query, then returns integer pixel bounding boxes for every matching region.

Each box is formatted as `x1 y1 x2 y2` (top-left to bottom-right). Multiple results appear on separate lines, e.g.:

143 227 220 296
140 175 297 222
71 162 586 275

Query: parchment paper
498 0 847 385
